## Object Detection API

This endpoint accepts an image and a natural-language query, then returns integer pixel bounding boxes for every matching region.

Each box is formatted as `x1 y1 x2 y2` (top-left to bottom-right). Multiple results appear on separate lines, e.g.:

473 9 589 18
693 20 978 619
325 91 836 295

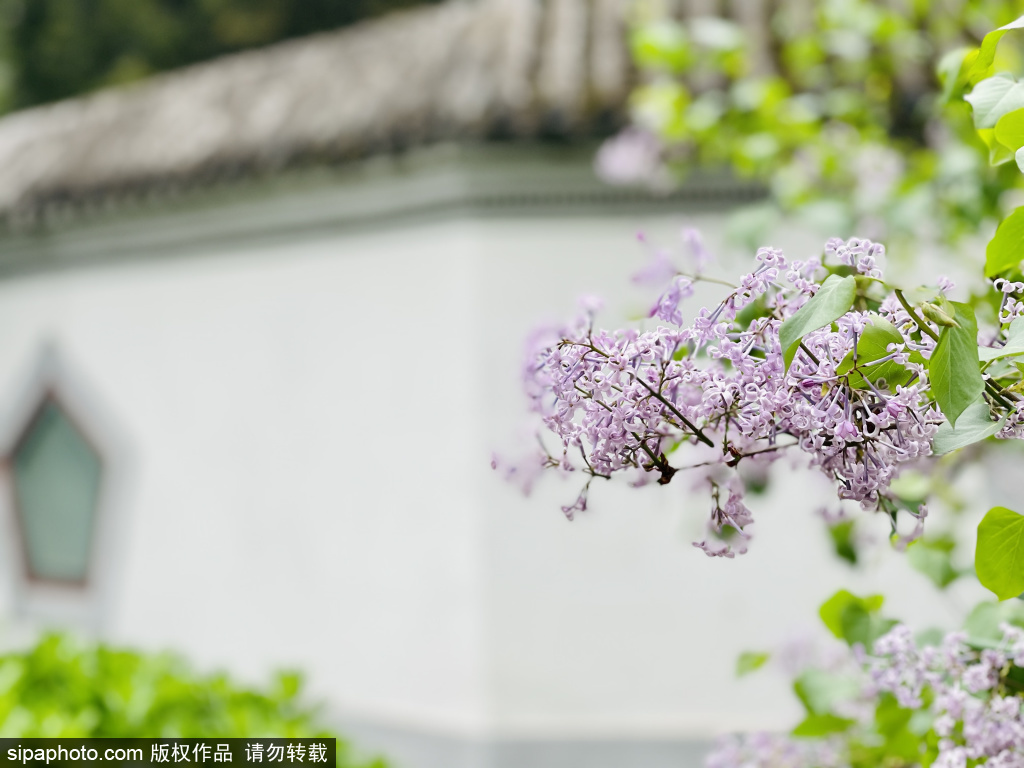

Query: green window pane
12 399 102 583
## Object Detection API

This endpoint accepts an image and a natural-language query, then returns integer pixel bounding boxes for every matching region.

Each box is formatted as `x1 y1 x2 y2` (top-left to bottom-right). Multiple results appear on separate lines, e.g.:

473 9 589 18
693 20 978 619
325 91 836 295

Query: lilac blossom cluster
992 278 1024 441
517 234 948 556
707 624 1024 768
869 625 1024 767
993 279 1024 326
705 732 842 768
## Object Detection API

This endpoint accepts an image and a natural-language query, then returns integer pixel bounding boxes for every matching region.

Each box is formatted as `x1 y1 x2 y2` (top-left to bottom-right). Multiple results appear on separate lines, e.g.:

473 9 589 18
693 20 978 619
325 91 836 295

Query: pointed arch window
10 394 103 585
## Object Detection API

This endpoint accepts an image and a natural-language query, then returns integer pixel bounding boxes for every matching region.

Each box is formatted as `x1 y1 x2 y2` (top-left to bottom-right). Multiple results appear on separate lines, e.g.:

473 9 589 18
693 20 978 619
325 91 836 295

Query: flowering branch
506 235 1024 558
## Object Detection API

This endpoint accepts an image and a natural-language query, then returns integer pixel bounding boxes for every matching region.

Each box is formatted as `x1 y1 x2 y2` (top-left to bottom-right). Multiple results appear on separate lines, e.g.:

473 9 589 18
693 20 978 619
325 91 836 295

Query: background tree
602 0 1024 254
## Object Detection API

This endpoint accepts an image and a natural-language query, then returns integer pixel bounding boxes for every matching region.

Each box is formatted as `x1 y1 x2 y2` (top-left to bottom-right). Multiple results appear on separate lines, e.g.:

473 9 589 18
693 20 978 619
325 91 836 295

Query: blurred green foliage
0 632 383 767
0 0 440 111
626 0 1024 250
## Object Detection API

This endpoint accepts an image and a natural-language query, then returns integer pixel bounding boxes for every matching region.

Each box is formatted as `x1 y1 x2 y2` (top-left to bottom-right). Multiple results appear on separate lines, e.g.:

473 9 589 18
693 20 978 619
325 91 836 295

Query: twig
895 289 940 343
799 341 821 366
631 375 715 447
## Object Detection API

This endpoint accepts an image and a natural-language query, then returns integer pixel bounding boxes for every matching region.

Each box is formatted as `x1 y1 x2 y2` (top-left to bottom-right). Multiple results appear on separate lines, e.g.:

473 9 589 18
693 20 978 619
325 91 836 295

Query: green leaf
878 724 924 760
958 16 1024 90
793 668 861 716
931 398 1006 454
1006 664 1024 694
872 693 924 761
976 506 1024 601
939 46 972 103
828 519 858 565
986 206 1024 277
819 589 885 644
631 20 692 73
996 107 1024 153
899 285 941 306
907 538 960 589
980 318 1024 361
965 599 1024 641
792 713 855 738
842 607 898 649
736 651 770 677
889 470 931 503
928 301 983 427
979 127 1017 165
779 275 857 369
921 299 960 328
851 315 908 353
874 693 912 736
966 74 1024 130
835 314 911 389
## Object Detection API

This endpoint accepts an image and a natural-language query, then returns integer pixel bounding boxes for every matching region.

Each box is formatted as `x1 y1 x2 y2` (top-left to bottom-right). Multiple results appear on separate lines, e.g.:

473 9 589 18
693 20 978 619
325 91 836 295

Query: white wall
0 182 997 753
0 218 488 734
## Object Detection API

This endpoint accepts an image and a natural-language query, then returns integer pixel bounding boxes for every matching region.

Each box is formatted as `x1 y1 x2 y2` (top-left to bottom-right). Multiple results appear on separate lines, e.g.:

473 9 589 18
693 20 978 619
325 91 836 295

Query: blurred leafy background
617 0 1024 255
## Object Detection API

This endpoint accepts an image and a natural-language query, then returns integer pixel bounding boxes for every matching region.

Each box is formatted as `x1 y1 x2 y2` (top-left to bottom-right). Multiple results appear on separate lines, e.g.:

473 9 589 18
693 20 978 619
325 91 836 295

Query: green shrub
0 632 384 767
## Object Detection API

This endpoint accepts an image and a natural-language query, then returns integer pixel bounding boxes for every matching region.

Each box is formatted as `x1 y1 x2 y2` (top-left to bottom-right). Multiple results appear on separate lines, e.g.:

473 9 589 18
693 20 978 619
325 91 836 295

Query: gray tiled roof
0 0 641 225
0 0 786 227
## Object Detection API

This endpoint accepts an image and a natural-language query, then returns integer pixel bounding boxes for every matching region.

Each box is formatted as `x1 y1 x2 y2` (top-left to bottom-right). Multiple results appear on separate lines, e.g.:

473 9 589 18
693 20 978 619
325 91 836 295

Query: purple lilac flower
706 732 842 768
682 228 713 274
594 129 664 187
708 624 1024 767
510 235 1020 555
650 276 694 325
868 625 1024 765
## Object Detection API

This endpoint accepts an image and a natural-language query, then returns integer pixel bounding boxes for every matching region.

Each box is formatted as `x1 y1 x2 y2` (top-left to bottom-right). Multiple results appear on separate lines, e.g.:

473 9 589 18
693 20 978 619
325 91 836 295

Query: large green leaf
966 74 1024 129
836 314 910 389
931 398 1006 454
979 318 1024 361
842 607 898 649
818 589 892 647
779 274 857 369
986 206 1024 277
928 301 983 427
958 15 1024 90
976 506 1024 601
988 107 1024 165
996 107 1024 153
979 126 1016 165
